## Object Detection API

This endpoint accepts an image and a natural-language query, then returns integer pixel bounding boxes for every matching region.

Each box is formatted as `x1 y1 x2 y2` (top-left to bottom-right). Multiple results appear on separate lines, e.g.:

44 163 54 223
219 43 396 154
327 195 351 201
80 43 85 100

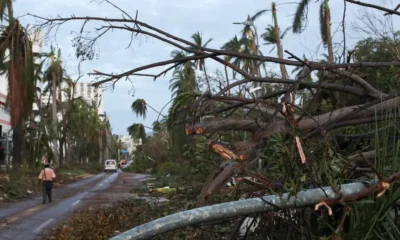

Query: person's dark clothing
42 182 52 203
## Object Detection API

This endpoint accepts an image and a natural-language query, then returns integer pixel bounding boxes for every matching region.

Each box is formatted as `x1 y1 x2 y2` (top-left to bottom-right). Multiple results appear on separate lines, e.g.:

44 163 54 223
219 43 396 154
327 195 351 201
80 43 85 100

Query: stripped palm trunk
324 0 334 64
99 129 103 164
272 2 288 80
2 0 35 166
51 62 59 167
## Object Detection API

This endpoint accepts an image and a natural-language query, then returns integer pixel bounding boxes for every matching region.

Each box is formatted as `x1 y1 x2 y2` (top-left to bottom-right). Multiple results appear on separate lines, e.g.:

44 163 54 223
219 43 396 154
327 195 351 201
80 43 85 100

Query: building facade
119 135 142 154
73 83 104 115
40 82 104 115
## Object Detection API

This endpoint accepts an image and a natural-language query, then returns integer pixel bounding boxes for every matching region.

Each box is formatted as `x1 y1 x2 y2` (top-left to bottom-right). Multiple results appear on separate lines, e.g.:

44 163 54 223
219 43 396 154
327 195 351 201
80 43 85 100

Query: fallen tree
30 0 400 238
110 173 400 240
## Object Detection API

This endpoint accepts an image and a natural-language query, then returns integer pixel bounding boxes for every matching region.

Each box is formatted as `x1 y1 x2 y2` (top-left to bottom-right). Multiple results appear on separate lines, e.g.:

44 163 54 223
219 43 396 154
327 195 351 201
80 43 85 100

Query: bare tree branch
346 0 400 16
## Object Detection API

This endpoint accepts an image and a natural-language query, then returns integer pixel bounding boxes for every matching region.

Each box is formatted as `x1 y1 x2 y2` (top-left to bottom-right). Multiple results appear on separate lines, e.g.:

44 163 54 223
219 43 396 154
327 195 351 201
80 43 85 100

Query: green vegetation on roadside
0 163 103 202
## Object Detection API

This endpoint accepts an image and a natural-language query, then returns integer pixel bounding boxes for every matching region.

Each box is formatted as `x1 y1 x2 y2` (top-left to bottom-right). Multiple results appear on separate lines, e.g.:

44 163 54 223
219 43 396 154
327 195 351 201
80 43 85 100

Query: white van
104 159 117 173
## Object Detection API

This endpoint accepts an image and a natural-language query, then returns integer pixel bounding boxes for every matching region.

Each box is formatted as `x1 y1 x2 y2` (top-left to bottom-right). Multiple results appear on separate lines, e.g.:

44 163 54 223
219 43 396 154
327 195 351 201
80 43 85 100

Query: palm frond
170 50 186 59
131 99 147 119
127 123 146 141
191 32 202 47
152 120 162 132
280 26 291 39
292 0 310 34
252 9 271 22
203 37 213 48
319 0 328 45
261 25 276 44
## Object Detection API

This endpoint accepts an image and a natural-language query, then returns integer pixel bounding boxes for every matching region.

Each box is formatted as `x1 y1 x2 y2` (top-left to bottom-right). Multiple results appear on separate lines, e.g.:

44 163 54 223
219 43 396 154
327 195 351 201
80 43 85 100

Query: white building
40 82 104 115
119 135 142 153
73 82 104 115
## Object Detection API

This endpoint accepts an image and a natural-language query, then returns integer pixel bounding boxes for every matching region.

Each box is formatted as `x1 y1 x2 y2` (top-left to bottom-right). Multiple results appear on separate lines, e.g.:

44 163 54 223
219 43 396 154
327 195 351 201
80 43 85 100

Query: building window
80 83 84 96
0 104 10 114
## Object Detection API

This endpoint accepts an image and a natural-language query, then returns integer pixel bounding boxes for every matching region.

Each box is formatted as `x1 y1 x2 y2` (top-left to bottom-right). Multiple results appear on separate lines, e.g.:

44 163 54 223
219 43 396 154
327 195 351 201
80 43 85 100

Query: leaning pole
110 181 372 240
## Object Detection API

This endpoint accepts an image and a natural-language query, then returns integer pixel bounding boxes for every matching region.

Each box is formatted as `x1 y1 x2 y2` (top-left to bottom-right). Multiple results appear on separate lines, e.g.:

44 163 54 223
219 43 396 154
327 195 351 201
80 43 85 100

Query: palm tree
232 15 261 77
131 98 165 120
190 32 213 71
221 35 245 76
257 2 290 79
131 99 147 119
42 47 64 167
190 32 212 92
292 0 334 63
0 0 36 165
221 35 247 96
127 123 146 142
291 54 312 81
152 120 162 132
167 41 199 156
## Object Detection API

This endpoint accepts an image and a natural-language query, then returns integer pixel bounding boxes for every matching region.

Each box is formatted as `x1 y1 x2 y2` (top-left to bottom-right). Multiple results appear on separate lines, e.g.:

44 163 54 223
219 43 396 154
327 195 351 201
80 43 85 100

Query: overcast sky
13 0 396 135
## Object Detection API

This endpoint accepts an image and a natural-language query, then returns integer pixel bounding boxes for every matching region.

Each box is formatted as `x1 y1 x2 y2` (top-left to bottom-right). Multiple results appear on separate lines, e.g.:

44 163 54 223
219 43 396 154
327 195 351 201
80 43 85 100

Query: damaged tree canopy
30 0 400 239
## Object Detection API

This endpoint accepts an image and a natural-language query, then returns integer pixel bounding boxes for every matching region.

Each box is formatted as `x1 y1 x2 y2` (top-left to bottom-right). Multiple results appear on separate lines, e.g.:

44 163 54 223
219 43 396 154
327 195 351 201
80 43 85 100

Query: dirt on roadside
42 172 174 240
80 172 149 205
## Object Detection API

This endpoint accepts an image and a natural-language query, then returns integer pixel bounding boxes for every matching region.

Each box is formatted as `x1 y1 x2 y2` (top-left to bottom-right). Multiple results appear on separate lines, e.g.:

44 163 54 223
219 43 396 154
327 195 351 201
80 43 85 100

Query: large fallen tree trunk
187 96 400 137
110 172 400 240
187 96 400 201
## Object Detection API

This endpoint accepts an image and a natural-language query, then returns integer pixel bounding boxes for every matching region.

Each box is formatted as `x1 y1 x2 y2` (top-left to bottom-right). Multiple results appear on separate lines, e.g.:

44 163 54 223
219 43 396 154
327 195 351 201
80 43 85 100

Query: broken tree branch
110 174 400 240
346 0 400 16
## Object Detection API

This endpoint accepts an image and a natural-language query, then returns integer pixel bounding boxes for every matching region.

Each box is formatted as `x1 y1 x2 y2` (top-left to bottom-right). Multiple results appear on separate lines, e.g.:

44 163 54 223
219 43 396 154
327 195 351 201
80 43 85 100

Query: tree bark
59 136 65 168
11 119 23 166
188 96 400 138
110 177 400 240
272 4 288 80
51 70 59 167
325 0 334 64
99 131 103 164
224 66 230 96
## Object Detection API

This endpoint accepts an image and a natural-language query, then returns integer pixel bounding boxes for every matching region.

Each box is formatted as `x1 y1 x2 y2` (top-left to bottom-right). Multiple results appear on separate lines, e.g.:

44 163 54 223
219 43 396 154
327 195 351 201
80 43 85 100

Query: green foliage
319 0 328 45
292 0 310 34
152 120 162 132
261 24 290 49
190 31 212 71
354 34 400 93
156 162 182 176
131 99 147 119
127 153 149 173
127 123 146 141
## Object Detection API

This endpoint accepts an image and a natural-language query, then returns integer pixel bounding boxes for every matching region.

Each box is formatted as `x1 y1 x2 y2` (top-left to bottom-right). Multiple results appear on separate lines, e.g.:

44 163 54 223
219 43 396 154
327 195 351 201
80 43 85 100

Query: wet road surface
0 173 105 219
0 162 133 240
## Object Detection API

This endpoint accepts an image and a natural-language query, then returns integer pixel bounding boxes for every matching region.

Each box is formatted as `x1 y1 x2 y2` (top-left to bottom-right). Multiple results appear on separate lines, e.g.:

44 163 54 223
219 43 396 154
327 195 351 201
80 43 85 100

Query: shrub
156 162 182 176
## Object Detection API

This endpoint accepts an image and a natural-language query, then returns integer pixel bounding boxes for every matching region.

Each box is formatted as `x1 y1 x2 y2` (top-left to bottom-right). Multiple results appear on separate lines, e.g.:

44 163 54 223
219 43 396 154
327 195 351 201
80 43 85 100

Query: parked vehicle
104 159 117 173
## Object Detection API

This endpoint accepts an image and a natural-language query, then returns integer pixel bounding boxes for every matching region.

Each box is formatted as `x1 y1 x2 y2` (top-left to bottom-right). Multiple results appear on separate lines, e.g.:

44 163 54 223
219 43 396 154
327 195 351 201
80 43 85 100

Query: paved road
0 161 132 240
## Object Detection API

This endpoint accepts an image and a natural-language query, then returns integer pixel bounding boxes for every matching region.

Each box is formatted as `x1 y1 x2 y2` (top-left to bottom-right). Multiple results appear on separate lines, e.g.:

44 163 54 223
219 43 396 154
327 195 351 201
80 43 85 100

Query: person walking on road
38 163 56 204
118 161 123 173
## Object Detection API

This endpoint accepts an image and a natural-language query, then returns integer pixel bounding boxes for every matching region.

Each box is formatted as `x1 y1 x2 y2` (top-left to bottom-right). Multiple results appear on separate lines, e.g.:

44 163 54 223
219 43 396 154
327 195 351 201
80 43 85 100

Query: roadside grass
0 162 103 202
